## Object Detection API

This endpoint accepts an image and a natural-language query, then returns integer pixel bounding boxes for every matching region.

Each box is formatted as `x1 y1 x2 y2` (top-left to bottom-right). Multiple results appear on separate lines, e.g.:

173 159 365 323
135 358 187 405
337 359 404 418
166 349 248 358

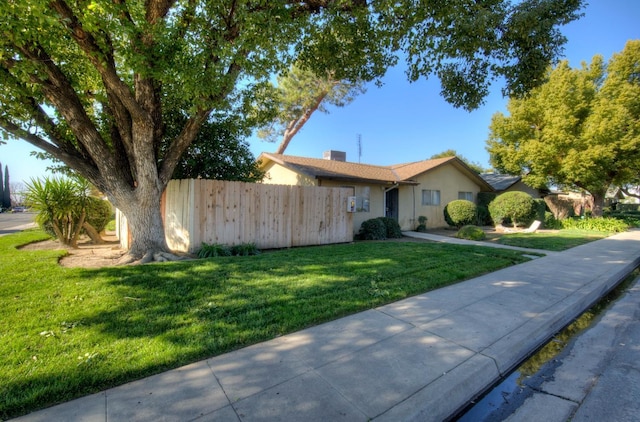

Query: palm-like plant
25 177 92 248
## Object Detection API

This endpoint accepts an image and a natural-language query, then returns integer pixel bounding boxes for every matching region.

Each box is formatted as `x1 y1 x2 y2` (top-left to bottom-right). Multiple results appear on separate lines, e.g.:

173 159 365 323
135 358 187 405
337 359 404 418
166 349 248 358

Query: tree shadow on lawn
2 242 531 419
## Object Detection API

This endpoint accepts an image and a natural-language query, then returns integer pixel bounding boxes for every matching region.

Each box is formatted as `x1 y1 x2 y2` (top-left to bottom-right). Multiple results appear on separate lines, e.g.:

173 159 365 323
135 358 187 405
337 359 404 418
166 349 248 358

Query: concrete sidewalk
12 230 640 422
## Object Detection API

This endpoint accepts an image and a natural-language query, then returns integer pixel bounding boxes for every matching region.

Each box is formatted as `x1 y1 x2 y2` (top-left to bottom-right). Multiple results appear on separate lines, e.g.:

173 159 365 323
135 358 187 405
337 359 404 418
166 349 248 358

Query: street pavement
489 274 640 422
10 229 640 422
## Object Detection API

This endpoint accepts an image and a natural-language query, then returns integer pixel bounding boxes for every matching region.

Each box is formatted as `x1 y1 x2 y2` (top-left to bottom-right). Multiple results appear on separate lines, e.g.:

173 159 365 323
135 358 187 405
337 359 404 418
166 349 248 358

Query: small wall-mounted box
347 196 357 213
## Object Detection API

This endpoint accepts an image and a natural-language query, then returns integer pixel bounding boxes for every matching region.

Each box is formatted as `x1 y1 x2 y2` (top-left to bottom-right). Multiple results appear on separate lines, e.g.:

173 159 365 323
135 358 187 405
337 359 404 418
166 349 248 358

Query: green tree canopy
0 0 584 261
429 149 486 174
487 40 640 216
163 111 264 182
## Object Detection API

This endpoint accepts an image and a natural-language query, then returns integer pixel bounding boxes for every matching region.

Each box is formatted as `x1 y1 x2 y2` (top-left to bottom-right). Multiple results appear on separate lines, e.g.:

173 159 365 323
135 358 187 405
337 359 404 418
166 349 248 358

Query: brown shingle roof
258 153 493 190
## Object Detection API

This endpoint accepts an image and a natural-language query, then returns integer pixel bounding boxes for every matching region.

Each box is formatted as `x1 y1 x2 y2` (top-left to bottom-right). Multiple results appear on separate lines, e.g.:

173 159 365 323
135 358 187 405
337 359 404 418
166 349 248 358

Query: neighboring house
480 173 543 198
258 151 494 232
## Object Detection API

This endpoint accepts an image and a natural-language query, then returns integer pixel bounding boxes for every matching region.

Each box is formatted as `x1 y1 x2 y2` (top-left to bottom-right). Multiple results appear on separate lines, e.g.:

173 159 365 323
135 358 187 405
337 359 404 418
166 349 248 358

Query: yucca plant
25 176 92 248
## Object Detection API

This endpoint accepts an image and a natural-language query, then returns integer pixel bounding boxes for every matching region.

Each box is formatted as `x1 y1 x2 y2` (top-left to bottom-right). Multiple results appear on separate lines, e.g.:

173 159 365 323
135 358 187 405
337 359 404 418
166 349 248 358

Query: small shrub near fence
198 242 260 258
359 217 403 240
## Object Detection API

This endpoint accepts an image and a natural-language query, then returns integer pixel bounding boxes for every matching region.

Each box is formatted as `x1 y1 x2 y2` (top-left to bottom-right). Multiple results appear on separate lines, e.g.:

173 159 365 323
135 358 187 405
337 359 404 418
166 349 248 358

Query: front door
385 188 399 221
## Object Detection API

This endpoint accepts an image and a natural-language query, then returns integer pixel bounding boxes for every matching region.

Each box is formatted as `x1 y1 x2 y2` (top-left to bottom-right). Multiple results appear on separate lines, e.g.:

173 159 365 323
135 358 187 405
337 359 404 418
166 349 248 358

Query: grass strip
495 229 611 251
1 230 533 419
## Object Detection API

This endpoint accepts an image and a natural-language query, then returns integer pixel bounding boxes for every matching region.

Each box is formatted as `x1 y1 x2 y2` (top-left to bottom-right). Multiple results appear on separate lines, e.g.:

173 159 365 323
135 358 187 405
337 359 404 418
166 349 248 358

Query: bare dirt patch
20 233 126 268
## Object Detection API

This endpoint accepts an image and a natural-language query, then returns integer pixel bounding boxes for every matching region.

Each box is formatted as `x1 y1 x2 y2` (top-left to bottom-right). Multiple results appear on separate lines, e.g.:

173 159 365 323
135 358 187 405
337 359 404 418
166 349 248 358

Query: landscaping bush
378 217 403 238
477 192 497 208
560 217 629 232
544 211 562 229
231 243 261 256
476 192 497 225
198 243 232 258
198 242 261 257
475 205 492 226
533 198 547 226
359 218 387 240
455 225 486 241
444 199 477 228
489 191 536 228
416 215 428 232
84 197 114 233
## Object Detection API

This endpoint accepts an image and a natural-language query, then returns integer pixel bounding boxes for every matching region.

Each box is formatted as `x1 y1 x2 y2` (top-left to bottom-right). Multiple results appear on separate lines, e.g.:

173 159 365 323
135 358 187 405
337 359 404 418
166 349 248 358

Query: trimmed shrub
359 218 387 240
489 191 536 228
455 225 486 241
444 200 477 228
378 217 403 238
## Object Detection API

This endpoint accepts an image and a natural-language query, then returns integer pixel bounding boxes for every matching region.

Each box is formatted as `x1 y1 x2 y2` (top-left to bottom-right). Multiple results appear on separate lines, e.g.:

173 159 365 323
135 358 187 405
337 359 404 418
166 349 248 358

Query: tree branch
621 186 640 200
276 90 329 154
49 0 149 124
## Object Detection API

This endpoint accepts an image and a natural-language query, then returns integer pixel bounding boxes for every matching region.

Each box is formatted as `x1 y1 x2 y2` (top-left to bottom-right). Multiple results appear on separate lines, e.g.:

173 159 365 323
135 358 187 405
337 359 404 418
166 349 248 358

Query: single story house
258 151 494 232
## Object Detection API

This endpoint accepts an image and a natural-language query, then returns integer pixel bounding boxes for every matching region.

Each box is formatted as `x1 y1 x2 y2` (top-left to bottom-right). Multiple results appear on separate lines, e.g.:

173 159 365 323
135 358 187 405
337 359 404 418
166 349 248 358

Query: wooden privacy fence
118 179 354 253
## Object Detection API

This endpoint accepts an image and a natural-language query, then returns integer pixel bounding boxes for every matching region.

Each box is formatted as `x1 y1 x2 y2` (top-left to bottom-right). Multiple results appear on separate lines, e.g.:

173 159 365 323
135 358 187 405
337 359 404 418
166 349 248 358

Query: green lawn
494 229 612 251
0 229 535 419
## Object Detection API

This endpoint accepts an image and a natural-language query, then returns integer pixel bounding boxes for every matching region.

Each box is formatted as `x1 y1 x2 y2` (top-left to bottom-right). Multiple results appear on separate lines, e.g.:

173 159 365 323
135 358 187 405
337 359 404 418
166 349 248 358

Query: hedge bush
455 225 486 241
489 191 536 228
533 198 547 226
359 217 403 240
560 217 629 232
444 200 477 228
359 218 387 240
378 217 404 238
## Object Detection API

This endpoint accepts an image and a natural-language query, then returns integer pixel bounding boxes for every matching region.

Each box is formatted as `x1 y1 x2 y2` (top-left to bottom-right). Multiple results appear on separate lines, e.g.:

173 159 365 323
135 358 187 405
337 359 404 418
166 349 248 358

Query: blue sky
1 0 639 185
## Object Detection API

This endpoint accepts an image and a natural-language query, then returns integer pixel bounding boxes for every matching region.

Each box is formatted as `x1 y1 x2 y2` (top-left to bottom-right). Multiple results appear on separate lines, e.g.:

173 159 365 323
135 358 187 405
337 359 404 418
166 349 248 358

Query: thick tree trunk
110 180 169 262
591 192 605 217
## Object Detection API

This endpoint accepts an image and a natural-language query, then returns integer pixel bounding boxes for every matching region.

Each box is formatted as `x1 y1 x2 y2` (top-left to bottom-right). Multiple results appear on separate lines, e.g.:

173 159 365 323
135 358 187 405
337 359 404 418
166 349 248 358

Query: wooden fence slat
140 180 352 253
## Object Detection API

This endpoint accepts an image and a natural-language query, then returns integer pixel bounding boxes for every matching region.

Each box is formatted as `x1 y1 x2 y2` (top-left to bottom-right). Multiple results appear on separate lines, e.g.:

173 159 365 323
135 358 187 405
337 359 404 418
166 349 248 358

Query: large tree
487 40 640 216
0 0 583 262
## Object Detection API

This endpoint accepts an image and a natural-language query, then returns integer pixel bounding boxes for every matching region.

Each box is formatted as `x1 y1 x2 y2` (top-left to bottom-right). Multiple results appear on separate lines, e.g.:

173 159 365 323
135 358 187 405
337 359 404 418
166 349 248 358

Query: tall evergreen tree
3 165 11 209
0 162 3 208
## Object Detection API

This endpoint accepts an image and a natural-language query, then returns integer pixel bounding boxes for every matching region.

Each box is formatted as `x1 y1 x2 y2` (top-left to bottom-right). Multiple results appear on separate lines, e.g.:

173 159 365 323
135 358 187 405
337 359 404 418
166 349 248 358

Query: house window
458 192 474 201
422 189 441 206
359 186 370 212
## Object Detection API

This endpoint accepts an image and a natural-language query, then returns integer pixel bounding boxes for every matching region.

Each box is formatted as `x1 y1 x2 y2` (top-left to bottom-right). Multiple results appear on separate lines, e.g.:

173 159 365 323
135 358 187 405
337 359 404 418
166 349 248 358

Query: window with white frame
458 191 474 201
422 189 441 206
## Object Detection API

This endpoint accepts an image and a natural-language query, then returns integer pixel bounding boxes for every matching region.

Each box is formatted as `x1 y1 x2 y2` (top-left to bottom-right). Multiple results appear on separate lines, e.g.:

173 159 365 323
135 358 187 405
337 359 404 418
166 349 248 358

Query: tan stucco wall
262 161 491 232
315 180 385 234
397 164 486 229
262 162 316 186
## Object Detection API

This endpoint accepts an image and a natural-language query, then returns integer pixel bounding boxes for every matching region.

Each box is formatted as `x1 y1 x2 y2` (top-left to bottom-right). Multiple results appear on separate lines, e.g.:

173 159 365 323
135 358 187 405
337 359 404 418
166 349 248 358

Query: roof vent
323 150 346 162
